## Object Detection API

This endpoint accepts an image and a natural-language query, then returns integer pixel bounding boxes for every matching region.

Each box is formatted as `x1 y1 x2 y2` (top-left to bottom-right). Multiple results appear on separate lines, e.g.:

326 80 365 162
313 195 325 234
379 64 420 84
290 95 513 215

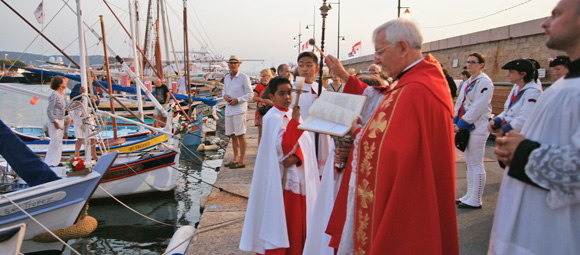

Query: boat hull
0 151 117 253
92 150 179 199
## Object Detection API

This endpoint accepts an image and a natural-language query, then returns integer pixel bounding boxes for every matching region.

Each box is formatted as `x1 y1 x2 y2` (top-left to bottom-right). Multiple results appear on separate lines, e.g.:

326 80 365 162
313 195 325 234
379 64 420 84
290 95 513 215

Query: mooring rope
98 186 172 227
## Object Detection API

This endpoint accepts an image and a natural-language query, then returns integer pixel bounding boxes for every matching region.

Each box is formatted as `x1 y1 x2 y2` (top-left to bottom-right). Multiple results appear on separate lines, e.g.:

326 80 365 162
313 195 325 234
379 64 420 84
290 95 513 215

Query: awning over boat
24 68 218 106
0 119 60 186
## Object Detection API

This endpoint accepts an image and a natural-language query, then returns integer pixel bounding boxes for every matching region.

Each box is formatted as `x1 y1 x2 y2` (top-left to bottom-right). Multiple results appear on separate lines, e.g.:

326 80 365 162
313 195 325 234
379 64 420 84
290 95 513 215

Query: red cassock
328 54 459 255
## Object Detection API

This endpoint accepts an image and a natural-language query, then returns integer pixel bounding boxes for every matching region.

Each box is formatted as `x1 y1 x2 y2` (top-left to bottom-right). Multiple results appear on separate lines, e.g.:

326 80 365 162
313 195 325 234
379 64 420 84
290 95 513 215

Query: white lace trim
337 130 362 255
283 166 306 195
526 144 580 208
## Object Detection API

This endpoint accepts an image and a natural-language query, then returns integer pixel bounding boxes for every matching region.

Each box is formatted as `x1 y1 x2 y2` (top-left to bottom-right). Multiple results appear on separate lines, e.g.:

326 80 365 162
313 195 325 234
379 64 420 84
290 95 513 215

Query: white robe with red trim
240 106 319 254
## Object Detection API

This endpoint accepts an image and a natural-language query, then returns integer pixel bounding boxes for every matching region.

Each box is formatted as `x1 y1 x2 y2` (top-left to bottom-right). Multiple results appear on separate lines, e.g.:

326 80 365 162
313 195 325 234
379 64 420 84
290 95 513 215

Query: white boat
53 149 180 199
0 151 118 253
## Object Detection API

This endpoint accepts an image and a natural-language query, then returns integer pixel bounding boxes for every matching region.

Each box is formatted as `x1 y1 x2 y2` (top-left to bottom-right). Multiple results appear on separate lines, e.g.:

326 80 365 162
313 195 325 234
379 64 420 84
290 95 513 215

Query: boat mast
76 0 92 163
99 15 118 139
154 2 164 79
134 0 144 77
129 0 145 124
142 0 154 72
183 0 192 116
159 0 179 78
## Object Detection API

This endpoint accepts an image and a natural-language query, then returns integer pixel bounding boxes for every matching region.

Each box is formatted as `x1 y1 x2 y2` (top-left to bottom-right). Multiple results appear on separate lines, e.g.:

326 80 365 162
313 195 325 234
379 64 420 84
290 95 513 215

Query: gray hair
372 18 423 49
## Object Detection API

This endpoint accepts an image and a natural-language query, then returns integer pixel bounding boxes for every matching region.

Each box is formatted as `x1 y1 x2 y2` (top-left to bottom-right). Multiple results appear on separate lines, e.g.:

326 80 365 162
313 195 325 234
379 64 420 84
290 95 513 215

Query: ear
316 66 320 73
398 40 411 57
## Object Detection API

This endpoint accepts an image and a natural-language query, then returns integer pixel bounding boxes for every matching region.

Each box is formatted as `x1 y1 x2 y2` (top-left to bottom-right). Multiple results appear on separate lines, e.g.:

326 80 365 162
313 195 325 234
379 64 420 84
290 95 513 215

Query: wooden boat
10 124 150 143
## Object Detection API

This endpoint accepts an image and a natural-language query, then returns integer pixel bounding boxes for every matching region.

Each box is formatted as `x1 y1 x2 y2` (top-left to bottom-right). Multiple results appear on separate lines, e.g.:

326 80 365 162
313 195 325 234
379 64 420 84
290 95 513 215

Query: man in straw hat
223 55 253 169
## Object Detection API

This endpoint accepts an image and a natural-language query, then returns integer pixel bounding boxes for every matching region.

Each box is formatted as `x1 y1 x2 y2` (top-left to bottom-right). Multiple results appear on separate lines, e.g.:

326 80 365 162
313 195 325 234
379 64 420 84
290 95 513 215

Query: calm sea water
1 83 219 254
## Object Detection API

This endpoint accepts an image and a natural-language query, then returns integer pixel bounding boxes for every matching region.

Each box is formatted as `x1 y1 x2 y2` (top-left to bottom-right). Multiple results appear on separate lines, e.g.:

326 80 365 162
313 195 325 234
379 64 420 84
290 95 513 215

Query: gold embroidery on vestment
360 141 375 177
367 112 387 139
356 210 370 247
357 179 374 209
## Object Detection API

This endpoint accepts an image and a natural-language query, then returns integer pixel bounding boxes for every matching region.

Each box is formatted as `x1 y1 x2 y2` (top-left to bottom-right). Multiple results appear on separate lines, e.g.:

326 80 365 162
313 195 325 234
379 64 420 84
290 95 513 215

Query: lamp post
397 0 411 17
305 24 315 39
293 22 302 54
318 0 331 91
329 0 341 59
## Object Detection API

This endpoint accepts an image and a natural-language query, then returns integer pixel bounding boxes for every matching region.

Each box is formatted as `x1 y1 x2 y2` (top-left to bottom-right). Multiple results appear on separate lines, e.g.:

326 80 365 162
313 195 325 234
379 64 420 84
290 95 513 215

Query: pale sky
0 0 559 75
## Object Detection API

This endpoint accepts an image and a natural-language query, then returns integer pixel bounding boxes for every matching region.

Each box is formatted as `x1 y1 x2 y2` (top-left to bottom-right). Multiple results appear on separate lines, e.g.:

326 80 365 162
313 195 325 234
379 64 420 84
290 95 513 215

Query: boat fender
31 205 98 242
165 225 196 255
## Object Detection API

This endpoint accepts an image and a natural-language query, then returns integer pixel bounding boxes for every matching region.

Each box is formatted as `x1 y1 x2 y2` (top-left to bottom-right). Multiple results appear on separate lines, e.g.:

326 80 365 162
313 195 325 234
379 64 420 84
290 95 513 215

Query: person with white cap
223 55 253 169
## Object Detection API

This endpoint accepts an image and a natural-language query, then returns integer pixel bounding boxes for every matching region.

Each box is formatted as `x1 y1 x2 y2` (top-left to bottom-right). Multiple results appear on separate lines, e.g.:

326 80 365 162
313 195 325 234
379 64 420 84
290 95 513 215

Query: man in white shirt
490 0 580 254
223 55 253 169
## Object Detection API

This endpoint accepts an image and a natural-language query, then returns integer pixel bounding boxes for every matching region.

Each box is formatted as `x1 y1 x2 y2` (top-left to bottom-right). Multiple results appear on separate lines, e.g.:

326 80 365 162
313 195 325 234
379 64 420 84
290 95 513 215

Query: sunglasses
466 61 480 64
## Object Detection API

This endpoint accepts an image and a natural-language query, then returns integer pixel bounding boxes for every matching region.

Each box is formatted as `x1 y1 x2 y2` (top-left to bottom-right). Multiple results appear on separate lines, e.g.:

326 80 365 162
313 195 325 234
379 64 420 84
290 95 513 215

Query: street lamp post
397 0 411 17
329 0 341 59
293 22 302 54
318 0 331 90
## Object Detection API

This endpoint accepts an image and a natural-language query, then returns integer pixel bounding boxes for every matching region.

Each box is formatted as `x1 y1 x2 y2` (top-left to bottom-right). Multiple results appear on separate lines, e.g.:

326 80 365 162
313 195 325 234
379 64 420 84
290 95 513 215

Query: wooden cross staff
282 77 306 190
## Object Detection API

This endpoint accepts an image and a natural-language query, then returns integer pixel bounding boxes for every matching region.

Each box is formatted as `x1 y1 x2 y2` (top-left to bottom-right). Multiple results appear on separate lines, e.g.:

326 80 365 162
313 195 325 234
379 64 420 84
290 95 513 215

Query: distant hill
0 51 104 67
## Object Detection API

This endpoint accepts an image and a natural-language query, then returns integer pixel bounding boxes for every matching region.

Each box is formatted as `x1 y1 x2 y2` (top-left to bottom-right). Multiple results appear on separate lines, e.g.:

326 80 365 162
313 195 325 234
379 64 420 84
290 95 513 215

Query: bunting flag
34 0 44 24
348 41 362 57
302 41 309 51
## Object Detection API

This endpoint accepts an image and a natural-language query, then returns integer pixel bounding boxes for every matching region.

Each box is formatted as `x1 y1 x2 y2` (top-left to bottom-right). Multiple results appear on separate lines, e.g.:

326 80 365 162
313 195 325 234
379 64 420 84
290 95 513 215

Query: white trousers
463 133 489 206
45 119 64 166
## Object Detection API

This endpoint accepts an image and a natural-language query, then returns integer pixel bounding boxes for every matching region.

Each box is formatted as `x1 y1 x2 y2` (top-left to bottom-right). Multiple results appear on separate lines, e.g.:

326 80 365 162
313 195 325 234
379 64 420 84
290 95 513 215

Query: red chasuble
353 54 459 255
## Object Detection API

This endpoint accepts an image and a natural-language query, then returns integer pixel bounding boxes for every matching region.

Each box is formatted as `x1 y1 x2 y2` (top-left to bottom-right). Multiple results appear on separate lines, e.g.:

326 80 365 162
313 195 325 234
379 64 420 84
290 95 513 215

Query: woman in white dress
45 76 68 167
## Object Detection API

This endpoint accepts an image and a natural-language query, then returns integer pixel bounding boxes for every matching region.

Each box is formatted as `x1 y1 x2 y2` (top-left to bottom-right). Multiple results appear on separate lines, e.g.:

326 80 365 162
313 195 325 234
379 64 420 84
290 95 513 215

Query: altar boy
292 52 331 171
240 77 319 254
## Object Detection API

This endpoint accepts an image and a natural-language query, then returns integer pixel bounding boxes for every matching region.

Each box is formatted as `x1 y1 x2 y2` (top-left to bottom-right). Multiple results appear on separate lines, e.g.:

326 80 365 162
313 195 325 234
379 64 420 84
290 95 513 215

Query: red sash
456 79 477 120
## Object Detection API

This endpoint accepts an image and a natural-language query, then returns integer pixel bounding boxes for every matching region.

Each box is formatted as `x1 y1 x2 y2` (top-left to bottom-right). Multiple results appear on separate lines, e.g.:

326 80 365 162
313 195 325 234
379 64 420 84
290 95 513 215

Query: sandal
224 161 237 167
231 163 246 169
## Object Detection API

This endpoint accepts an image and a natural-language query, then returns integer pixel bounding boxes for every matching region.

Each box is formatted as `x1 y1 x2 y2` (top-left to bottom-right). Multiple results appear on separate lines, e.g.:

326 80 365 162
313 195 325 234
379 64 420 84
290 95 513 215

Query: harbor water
0 83 220 254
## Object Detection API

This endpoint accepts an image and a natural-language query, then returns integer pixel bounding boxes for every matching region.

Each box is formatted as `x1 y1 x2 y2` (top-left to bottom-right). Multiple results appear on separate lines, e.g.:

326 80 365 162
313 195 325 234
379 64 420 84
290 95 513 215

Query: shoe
224 161 237 167
457 202 482 209
456 199 462 204
231 163 246 169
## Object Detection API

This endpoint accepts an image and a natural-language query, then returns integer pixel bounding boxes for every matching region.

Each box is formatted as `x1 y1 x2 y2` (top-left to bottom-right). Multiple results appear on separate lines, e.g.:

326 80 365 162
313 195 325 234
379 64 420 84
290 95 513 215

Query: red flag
348 41 362 57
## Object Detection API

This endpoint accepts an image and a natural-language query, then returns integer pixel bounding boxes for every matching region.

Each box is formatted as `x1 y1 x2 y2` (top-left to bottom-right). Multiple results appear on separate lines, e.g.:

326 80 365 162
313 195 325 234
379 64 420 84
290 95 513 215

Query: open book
298 91 367 136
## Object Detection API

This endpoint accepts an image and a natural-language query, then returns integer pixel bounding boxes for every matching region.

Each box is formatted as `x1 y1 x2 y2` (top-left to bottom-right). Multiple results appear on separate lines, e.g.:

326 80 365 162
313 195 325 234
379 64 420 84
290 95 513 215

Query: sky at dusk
0 0 559 75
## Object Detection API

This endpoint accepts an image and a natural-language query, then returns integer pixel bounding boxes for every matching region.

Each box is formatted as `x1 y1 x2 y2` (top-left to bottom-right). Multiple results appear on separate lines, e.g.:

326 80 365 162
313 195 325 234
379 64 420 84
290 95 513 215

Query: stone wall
342 17 566 83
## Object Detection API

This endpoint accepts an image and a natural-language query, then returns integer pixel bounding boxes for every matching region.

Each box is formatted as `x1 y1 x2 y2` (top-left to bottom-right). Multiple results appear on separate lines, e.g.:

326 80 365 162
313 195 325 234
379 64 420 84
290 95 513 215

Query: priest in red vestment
324 18 459 255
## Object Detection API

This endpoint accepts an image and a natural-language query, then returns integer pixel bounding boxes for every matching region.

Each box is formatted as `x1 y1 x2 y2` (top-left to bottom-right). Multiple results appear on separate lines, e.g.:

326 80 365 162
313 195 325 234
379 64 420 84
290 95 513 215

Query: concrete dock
187 107 505 255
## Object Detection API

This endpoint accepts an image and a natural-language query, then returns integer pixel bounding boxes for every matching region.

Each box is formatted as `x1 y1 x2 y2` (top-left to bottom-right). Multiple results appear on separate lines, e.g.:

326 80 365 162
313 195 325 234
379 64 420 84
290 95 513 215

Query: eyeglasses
466 61 480 64
374 44 393 59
